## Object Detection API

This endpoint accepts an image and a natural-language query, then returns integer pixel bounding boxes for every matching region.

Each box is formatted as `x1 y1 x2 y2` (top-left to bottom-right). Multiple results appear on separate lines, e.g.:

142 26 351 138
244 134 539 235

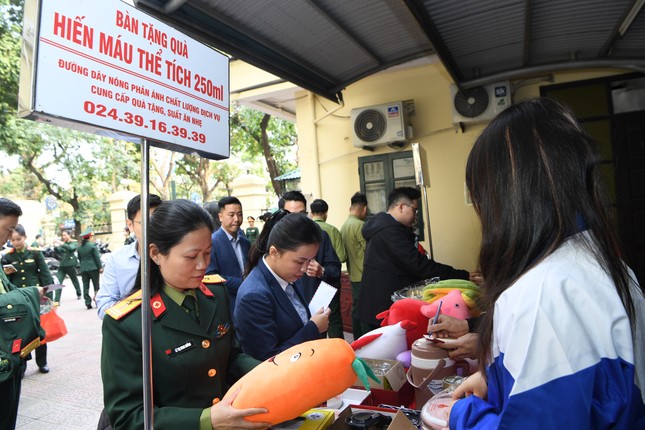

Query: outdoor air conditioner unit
351 101 412 148
451 81 511 124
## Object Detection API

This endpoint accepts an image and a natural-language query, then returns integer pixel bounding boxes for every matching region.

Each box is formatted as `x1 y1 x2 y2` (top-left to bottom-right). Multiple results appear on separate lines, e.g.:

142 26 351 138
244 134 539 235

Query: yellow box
273 408 336 430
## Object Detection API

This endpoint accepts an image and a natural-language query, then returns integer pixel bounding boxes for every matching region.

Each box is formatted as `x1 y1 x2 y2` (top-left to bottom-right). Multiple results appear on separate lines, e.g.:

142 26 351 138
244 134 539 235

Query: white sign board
19 0 229 159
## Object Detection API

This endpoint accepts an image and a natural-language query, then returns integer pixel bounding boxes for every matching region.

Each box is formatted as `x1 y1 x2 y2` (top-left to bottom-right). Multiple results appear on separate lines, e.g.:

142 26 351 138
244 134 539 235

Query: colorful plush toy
224 338 378 425
420 289 470 321
351 320 417 361
376 298 429 349
422 279 481 317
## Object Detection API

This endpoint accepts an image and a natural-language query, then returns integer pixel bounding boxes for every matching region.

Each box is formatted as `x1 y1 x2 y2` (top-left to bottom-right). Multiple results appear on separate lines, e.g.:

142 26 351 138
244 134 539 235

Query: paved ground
17 277 104 430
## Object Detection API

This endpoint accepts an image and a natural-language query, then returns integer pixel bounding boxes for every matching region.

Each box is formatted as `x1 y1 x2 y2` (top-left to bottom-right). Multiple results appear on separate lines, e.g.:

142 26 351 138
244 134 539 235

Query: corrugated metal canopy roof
134 0 645 102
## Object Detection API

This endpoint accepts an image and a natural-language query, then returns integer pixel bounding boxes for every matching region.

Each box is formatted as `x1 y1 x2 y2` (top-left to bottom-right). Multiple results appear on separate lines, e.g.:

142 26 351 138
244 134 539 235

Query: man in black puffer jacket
358 187 477 333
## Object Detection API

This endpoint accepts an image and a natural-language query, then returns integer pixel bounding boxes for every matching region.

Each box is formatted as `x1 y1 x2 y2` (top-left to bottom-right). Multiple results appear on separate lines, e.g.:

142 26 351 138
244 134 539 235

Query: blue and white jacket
450 232 645 429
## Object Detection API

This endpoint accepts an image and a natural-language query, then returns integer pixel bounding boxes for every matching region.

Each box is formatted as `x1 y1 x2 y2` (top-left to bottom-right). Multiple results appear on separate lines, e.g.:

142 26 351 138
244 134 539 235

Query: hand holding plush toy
223 338 378 425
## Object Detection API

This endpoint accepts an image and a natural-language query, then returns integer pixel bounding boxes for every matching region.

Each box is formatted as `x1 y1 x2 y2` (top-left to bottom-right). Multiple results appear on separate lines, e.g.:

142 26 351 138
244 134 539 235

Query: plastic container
406 338 468 408
420 383 462 430
391 277 439 302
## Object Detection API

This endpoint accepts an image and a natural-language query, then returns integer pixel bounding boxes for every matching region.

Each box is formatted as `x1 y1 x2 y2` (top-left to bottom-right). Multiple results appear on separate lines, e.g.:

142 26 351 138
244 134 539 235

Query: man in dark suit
206 196 250 314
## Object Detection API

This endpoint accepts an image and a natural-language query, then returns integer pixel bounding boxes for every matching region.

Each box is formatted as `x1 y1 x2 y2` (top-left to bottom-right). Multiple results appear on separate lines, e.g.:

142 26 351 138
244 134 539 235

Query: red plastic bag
40 308 68 344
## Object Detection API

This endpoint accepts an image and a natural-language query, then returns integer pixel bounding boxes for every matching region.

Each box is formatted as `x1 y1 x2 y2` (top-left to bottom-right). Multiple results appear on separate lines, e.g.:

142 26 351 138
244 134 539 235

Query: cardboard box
273 408 336 430
353 359 413 407
327 406 417 430
355 359 406 391
339 388 371 411
367 381 414 408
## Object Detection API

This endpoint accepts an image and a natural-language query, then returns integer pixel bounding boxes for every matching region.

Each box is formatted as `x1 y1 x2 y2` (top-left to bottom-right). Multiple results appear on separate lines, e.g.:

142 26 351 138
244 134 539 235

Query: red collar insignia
150 293 167 317
198 283 214 297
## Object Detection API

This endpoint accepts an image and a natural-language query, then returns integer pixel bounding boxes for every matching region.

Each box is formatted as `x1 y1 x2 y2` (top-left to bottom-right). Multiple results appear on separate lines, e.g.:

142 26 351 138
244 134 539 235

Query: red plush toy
376 298 429 349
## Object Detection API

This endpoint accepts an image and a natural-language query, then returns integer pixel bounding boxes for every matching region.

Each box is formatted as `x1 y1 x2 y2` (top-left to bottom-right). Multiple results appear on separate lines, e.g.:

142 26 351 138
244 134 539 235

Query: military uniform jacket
0 270 44 383
2 247 54 288
54 241 78 267
101 281 259 429
76 241 101 272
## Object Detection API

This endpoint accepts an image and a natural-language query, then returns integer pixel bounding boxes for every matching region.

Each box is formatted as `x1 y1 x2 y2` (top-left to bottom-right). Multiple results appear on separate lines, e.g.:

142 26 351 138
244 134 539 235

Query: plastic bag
40 307 68 344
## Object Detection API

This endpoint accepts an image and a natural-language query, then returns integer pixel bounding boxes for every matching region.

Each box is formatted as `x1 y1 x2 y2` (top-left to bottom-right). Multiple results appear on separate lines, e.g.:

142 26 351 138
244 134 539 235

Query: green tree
0 0 141 235
174 154 239 202
230 103 297 196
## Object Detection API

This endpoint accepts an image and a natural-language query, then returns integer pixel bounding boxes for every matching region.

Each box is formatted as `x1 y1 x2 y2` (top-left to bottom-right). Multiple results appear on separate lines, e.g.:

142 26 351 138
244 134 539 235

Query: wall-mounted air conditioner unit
451 81 511 124
351 101 412 148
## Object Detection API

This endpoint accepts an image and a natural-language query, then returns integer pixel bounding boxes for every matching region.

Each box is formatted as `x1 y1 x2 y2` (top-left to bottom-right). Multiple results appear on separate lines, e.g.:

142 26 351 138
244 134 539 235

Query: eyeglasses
402 203 419 214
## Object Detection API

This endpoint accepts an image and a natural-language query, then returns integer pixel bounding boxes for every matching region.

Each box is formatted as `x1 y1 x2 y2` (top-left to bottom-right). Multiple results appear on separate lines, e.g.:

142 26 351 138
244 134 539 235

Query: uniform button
7 304 12 309
207 368 217 377
22 277 26 280
212 397 220 405
20 270 24 273
201 340 210 349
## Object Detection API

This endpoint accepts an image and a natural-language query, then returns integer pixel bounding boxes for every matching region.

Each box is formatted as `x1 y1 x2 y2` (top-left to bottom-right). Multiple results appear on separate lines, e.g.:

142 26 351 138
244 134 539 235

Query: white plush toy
350 320 417 361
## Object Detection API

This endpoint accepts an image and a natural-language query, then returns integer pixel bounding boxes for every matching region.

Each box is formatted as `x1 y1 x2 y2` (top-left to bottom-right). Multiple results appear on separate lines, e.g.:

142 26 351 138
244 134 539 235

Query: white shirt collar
262 255 289 292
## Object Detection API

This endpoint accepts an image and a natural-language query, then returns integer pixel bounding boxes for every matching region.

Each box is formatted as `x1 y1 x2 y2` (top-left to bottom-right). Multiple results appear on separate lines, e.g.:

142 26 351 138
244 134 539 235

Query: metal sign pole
421 186 434 260
140 138 154 429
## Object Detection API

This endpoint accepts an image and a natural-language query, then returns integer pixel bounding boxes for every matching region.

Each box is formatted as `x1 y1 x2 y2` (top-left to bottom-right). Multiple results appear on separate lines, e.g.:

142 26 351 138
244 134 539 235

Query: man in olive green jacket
53 229 81 302
76 228 103 309
340 192 369 340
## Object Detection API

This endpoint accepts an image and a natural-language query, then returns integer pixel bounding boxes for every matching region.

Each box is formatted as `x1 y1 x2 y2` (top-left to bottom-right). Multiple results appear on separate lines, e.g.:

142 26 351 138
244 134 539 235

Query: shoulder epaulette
28 247 42 253
106 290 143 320
202 274 226 284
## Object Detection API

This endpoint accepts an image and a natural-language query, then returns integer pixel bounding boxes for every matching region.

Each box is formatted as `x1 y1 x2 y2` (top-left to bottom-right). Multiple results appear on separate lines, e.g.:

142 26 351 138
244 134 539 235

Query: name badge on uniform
3 316 22 323
165 340 195 357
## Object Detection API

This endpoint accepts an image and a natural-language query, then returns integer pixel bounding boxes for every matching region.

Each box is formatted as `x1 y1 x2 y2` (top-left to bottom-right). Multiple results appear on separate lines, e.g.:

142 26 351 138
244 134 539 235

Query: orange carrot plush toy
223 338 378 425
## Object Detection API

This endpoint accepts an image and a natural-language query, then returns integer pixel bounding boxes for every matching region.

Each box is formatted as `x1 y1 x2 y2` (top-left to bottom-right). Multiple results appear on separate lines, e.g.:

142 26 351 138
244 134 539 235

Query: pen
427 300 443 336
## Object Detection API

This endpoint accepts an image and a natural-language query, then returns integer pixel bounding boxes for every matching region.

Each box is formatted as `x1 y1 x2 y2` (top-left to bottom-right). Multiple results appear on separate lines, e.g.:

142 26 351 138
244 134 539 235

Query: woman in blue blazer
234 211 331 361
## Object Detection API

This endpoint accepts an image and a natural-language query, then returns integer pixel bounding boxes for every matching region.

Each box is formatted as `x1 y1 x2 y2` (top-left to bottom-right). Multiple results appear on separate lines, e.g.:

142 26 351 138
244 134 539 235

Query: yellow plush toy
223 338 378 425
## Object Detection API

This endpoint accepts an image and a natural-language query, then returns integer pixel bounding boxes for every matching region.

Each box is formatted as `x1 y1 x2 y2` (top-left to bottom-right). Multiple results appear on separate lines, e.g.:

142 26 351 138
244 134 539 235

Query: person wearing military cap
53 229 81 302
0 198 45 430
2 224 54 374
244 216 259 245
76 228 102 310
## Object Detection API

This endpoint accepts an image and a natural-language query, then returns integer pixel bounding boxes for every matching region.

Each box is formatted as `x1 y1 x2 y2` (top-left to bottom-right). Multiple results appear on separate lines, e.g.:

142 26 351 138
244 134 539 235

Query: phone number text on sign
83 100 206 143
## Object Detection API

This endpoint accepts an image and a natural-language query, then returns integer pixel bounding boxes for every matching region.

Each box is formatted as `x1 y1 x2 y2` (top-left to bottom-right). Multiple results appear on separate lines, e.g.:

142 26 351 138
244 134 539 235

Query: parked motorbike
42 246 61 275
96 240 111 268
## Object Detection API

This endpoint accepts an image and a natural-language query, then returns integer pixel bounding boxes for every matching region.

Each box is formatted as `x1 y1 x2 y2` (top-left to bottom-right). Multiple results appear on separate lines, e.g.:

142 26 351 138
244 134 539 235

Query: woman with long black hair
449 98 645 429
235 211 331 361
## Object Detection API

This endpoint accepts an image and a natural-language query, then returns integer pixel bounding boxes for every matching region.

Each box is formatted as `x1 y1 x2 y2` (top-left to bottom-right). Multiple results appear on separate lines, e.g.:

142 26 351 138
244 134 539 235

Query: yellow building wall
294 61 623 272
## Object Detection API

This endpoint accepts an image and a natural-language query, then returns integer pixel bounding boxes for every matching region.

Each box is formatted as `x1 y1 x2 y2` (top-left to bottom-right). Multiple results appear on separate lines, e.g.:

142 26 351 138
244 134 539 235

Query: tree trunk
260 114 283 196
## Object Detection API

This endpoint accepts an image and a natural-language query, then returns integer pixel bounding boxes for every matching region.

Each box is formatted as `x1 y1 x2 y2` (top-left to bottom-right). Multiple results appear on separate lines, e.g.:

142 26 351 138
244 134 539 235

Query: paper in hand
308 281 337 315
43 283 65 292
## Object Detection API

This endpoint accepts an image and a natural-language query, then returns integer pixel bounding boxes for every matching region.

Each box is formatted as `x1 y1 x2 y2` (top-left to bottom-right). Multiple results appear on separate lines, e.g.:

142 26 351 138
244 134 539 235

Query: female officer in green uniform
53 230 81 302
2 224 54 373
76 228 102 310
101 199 270 430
